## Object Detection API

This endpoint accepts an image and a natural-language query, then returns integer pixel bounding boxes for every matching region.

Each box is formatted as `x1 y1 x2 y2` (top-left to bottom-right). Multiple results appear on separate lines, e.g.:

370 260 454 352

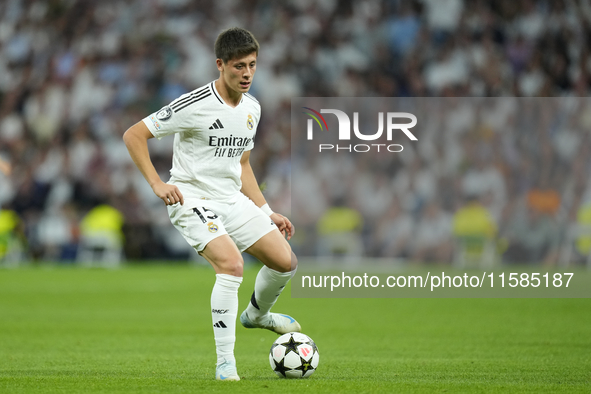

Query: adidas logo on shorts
209 119 224 130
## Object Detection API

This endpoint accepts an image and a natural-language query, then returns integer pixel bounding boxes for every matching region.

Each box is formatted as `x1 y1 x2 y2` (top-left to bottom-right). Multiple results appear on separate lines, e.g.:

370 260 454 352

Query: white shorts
167 193 277 253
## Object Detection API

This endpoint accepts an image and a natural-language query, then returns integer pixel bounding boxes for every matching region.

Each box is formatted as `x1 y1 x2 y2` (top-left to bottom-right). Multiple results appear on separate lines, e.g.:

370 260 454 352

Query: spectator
502 197 560 265
452 195 498 266
316 197 364 260
411 201 453 263
375 200 414 259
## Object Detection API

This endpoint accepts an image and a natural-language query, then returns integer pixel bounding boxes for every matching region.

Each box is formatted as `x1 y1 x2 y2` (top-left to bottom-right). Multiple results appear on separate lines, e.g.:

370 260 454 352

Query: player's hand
152 181 184 206
271 212 295 240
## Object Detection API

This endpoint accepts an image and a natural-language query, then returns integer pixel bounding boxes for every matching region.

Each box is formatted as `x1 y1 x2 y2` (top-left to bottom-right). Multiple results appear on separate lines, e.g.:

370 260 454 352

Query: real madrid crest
247 114 254 130
208 222 219 233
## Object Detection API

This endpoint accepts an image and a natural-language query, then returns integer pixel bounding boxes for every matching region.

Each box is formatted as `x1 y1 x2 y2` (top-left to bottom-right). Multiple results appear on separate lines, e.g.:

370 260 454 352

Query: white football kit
142 81 276 252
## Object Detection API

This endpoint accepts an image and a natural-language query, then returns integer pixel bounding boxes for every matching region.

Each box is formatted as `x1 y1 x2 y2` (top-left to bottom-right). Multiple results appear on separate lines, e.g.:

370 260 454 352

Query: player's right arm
123 121 184 206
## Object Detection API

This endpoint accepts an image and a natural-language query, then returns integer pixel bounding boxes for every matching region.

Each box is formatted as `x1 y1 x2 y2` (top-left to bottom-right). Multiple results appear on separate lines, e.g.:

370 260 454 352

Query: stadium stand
1 0 591 265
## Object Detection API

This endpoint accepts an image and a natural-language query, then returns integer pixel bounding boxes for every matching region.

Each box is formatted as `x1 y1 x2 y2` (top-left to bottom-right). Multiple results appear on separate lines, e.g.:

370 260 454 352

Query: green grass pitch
1 264 589 393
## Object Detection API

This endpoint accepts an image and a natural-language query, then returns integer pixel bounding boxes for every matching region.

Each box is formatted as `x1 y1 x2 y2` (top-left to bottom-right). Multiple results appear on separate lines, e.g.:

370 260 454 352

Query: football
269 332 319 378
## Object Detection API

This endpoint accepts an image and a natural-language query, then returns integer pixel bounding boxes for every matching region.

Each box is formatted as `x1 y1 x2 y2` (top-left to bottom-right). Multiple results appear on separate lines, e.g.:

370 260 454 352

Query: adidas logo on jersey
209 119 224 130
213 321 227 328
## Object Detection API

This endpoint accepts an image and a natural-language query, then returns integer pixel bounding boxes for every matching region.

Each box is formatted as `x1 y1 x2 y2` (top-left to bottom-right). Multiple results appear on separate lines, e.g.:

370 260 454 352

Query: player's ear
216 58 224 72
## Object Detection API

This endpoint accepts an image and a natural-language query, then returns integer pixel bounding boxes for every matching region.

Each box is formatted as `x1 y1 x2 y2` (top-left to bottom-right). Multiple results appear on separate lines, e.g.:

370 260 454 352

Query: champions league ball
269 332 319 378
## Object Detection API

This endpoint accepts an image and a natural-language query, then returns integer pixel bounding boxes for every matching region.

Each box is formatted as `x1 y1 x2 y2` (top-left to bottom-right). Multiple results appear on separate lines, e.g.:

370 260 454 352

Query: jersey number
192 207 218 223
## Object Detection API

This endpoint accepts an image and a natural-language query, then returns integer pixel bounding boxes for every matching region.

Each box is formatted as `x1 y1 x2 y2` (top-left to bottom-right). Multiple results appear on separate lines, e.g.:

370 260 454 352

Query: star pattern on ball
272 357 290 377
295 357 314 374
281 335 304 356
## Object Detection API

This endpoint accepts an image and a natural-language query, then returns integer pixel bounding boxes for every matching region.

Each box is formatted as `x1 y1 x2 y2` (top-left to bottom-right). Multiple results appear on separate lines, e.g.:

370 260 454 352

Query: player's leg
223 194 300 334
240 229 301 334
168 200 246 380
200 234 244 276
200 235 244 381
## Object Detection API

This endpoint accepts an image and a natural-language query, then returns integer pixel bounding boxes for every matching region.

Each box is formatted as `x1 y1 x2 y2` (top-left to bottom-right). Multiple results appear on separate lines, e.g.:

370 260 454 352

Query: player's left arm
240 150 294 240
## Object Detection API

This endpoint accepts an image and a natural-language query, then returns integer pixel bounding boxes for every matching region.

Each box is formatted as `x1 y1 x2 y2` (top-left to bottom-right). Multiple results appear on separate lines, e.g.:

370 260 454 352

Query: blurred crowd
1 0 591 264
292 98 591 267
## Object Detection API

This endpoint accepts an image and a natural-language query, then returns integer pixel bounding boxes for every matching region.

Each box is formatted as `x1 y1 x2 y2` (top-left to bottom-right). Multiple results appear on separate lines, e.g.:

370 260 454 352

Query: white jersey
143 81 261 201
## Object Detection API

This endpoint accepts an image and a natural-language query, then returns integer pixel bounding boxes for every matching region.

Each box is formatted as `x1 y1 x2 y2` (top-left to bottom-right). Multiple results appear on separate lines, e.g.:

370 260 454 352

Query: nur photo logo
302 107 418 153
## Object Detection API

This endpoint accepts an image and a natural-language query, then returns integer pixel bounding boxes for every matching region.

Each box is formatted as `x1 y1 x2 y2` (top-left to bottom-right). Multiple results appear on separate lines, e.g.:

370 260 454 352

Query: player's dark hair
215 27 259 63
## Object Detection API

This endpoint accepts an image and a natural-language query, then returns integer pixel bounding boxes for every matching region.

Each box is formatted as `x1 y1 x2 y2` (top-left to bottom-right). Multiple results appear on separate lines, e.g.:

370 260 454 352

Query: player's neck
214 79 242 108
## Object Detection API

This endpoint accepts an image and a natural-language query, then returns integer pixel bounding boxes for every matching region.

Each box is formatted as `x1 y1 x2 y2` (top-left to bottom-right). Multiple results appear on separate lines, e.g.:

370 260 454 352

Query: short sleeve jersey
142 81 261 201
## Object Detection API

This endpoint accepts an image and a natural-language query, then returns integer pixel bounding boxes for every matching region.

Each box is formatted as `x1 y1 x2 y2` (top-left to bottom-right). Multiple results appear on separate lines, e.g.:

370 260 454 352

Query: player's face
218 52 257 95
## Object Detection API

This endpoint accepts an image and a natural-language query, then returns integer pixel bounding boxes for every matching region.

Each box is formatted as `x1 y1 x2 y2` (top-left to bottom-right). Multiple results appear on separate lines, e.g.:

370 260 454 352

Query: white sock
211 273 242 365
246 266 293 319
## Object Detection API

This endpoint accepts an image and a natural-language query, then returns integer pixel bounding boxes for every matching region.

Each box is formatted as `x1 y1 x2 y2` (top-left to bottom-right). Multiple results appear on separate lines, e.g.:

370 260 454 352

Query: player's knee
217 256 244 277
290 251 298 271
275 249 297 273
